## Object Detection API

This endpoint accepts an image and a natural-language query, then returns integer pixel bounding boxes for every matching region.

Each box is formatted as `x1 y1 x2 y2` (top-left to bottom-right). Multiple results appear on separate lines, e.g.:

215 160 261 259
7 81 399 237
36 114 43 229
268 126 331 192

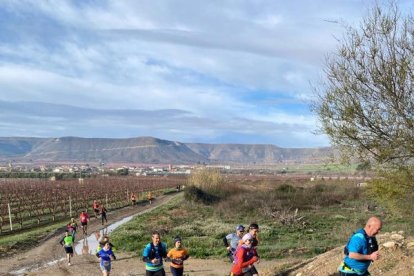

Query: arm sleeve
348 235 365 254
167 249 173 258
182 249 189 260
223 236 229 247
59 237 64 246
162 243 168 258
142 244 150 262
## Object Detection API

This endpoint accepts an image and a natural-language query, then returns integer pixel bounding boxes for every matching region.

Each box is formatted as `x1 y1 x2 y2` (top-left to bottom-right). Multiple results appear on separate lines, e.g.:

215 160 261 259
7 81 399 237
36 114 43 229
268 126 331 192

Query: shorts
251 265 258 274
145 268 166 276
64 246 73 254
81 221 88 226
100 261 111 272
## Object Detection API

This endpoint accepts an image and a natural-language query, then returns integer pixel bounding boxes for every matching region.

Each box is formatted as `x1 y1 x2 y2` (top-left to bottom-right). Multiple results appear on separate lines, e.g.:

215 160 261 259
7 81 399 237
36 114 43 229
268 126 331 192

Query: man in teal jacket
142 231 168 276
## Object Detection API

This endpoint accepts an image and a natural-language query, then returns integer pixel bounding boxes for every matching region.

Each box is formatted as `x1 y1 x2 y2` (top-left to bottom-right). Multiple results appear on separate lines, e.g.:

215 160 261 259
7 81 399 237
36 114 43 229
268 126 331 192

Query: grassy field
111 177 412 260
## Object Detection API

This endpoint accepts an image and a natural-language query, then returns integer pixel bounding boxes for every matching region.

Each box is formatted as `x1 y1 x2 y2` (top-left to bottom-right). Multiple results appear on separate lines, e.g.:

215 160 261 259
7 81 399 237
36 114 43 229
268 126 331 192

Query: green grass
111 181 414 261
0 220 65 257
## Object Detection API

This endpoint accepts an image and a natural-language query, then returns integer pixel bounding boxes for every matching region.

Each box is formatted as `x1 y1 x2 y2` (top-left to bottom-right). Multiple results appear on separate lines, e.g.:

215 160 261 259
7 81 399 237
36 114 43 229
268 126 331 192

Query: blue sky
0 0 410 147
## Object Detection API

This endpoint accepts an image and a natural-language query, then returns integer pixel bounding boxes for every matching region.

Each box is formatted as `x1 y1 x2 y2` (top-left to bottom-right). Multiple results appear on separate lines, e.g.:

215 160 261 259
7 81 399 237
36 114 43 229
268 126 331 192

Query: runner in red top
79 210 90 235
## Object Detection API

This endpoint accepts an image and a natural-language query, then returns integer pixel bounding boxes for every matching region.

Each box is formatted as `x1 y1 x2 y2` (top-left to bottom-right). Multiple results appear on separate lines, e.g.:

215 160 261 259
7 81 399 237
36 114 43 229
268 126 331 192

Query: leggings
170 266 183 276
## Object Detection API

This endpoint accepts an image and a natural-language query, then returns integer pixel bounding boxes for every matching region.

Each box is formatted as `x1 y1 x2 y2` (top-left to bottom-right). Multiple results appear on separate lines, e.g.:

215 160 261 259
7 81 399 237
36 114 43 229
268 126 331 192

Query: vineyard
0 175 186 233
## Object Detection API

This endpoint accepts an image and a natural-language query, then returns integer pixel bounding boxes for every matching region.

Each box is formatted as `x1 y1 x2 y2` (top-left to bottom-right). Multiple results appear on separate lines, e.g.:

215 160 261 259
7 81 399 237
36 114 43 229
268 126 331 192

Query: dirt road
0 193 283 276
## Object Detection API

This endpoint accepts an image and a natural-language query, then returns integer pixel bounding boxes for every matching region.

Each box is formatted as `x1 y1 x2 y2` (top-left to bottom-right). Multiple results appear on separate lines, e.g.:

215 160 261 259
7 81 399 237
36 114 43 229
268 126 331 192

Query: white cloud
2 0 402 147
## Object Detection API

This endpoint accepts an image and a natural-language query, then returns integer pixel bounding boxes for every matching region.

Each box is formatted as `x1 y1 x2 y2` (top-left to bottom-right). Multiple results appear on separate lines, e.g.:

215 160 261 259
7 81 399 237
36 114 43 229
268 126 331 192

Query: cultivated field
0 176 185 233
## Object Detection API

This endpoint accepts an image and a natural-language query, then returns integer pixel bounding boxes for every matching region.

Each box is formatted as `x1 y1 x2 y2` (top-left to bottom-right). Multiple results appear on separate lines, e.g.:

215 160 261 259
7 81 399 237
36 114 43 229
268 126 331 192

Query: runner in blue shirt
339 216 382 276
142 231 168 276
96 242 116 276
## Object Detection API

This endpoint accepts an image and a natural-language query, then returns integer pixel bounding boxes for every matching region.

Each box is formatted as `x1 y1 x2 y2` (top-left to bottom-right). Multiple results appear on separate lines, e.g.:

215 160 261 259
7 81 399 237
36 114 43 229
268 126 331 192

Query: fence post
106 194 108 206
69 196 72 218
8 203 13 231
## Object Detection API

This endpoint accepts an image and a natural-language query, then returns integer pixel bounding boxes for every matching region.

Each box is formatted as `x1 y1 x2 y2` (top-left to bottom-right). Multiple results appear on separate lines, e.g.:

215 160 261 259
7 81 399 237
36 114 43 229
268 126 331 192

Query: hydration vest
344 228 378 256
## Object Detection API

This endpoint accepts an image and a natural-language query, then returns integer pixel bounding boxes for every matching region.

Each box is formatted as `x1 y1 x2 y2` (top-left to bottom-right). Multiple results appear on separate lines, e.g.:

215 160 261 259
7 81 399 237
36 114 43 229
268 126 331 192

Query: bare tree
313 3 414 166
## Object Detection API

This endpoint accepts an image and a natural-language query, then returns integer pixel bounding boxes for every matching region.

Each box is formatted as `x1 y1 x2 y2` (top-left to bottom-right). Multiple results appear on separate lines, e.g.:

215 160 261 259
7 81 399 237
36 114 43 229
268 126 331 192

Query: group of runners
59 208 382 276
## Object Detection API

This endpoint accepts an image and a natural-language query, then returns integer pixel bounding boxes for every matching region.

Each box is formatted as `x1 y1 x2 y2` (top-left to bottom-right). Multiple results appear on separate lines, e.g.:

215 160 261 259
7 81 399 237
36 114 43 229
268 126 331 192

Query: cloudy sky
0 0 411 147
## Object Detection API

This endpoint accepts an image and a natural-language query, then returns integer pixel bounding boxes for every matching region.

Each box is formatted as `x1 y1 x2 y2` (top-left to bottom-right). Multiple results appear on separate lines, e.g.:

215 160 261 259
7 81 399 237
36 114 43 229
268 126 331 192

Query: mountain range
0 136 333 164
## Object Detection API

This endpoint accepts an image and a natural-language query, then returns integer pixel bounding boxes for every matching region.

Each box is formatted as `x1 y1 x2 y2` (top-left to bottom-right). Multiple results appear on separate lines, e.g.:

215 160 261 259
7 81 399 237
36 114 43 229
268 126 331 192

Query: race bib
103 260 110 266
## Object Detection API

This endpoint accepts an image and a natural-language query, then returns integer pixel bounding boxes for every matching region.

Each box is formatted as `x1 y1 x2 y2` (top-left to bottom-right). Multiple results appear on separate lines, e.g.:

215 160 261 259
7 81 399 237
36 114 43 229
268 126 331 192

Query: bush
184 185 219 205
367 168 414 216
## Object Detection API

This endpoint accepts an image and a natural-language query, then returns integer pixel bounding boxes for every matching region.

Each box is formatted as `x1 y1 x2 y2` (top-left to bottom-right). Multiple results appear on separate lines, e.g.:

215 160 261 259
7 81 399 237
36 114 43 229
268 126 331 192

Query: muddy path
0 194 179 275
0 192 293 276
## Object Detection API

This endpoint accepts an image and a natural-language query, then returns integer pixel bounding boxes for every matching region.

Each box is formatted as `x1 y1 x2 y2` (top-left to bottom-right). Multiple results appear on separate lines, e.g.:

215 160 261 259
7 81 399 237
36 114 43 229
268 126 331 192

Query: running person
131 192 137 206
166 236 189 276
67 217 78 241
223 224 245 262
97 234 117 252
93 200 100 218
100 205 108 225
79 210 90 235
59 230 74 266
142 231 168 276
231 233 259 276
96 242 116 276
238 223 260 276
147 192 153 205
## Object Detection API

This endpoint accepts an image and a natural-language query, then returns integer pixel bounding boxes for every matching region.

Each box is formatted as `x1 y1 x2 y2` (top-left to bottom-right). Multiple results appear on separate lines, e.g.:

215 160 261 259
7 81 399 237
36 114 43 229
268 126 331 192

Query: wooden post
8 203 13 231
106 194 108 206
69 196 72 218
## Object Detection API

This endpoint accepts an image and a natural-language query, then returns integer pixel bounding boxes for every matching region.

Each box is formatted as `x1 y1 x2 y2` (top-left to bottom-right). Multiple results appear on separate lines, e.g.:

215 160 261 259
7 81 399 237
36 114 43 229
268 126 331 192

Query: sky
0 0 411 148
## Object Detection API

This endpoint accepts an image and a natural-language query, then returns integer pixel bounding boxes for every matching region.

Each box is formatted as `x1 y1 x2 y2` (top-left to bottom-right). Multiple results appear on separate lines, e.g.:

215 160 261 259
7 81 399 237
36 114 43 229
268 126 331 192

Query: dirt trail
0 193 287 276
0 194 178 275
282 232 414 276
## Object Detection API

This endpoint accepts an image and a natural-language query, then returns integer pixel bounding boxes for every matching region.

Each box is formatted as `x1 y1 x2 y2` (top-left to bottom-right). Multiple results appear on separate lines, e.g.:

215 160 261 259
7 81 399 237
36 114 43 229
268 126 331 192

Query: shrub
367 167 414 216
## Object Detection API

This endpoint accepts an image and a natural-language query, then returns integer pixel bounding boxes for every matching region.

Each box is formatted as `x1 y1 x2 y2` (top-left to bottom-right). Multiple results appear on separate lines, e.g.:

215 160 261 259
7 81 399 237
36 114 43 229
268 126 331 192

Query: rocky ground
282 231 414 276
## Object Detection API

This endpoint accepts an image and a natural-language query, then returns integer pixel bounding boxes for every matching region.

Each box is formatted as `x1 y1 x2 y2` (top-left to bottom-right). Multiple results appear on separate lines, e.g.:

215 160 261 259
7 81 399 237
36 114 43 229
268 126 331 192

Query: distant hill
0 136 333 164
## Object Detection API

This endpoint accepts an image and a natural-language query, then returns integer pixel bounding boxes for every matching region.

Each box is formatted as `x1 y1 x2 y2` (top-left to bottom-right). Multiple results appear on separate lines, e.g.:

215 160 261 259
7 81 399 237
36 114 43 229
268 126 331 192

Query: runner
247 223 260 276
59 230 74 266
166 236 189 276
93 200 100 218
131 192 137 206
67 217 78 241
97 235 117 252
142 231 168 276
96 241 116 276
79 210 90 236
238 223 260 276
223 224 245 262
100 205 108 225
147 192 153 205
230 233 259 276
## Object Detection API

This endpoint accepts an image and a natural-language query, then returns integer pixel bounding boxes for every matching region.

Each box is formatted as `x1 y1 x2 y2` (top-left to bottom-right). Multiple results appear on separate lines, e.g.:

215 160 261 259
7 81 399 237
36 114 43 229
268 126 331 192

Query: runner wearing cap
223 224 245 262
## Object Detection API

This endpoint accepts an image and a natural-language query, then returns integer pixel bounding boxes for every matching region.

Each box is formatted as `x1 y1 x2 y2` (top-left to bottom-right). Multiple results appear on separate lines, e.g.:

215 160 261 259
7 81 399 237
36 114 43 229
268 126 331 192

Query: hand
151 258 159 264
226 246 231 251
370 251 379 261
251 256 258 262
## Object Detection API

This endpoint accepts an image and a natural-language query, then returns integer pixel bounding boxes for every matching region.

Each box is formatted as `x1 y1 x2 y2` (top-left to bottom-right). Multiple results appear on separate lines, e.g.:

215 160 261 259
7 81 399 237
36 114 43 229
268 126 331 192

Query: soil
4 193 412 276
0 193 287 276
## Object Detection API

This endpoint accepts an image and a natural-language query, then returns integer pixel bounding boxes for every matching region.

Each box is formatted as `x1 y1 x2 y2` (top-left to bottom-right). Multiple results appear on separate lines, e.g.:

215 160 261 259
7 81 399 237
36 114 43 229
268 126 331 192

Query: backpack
344 229 378 256
148 242 167 260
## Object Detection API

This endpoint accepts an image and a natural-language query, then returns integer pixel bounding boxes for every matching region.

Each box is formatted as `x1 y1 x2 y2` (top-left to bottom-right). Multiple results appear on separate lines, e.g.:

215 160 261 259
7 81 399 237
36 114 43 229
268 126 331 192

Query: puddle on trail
74 215 135 255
